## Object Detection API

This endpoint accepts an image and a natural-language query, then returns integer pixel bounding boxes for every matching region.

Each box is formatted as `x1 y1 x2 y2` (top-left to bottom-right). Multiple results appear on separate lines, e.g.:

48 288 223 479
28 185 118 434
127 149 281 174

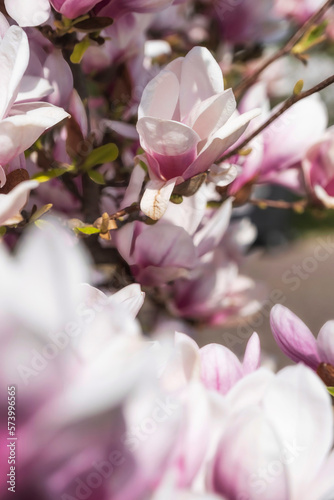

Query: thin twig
234 0 334 98
221 74 334 161
109 203 140 219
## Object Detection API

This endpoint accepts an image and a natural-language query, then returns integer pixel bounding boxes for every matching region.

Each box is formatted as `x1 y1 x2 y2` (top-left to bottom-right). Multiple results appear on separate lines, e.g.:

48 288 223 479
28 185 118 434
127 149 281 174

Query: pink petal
16 76 54 103
263 364 333 498
243 332 261 374
138 70 180 120
186 89 236 140
211 409 290 500
179 47 224 121
317 321 334 365
184 108 260 180
270 304 320 369
137 117 200 180
199 344 243 395
0 165 6 188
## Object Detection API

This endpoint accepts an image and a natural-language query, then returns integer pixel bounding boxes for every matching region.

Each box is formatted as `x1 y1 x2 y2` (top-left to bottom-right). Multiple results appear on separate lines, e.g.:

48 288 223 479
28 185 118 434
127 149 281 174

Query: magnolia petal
5 0 50 27
194 197 232 257
199 343 243 395
180 47 224 121
184 108 261 180
317 321 334 365
187 89 236 140
138 70 180 120
111 284 145 319
16 76 54 103
263 364 333 499
137 117 200 179
314 184 334 208
212 409 289 500
121 163 146 209
175 332 201 382
0 103 69 165
0 179 38 225
140 178 177 220
243 332 261 374
0 26 29 119
270 304 320 369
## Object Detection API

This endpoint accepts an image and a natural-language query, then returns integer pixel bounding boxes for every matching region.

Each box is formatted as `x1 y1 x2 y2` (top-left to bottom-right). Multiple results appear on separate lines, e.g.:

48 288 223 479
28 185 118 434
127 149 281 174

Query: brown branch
221 74 334 161
234 0 334 98
109 203 140 219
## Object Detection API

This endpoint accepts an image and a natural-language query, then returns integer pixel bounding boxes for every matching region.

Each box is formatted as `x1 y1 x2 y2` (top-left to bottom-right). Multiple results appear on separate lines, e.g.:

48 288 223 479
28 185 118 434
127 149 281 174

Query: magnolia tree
1 0 334 499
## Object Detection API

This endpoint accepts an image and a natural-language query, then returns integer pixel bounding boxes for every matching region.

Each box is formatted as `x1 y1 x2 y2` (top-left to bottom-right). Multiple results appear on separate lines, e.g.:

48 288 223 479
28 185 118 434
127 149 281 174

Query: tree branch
221 74 334 161
234 0 334 98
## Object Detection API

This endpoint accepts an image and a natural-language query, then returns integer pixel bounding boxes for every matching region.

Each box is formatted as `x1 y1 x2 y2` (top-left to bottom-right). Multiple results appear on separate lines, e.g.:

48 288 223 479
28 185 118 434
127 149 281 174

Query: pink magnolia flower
229 84 328 196
0 24 69 187
270 304 334 371
137 46 260 219
173 331 261 395
302 126 334 208
210 364 334 500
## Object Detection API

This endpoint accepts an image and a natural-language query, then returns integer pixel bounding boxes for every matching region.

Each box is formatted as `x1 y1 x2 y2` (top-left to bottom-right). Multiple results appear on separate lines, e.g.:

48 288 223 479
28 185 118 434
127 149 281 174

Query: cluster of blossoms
0 0 334 498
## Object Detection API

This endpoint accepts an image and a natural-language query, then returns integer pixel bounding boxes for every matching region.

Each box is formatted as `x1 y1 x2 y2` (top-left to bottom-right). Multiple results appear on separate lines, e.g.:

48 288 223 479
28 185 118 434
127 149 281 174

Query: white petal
194 197 232 257
0 26 29 119
16 75 54 103
0 102 69 164
187 89 236 140
0 179 37 225
263 364 333 498
180 46 224 121
138 70 180 120
5 0 51 27
184 108 261 179
140 178 177 220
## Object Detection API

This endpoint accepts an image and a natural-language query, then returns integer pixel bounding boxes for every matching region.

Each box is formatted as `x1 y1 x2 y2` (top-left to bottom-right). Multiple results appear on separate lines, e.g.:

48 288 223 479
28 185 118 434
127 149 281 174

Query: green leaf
292 21 328 54
88 170 106 185
327 387 334 396
32 168 68 183
75 226 101 235
170 194 183 204
0 226 6 237
82 143 118 170
70 37 91 64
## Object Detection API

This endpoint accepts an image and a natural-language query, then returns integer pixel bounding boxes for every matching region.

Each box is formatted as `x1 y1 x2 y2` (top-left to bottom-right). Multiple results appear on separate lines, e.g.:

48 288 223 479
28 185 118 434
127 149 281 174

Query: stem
109 203 140 219
234 0 334 98
221 74 334 161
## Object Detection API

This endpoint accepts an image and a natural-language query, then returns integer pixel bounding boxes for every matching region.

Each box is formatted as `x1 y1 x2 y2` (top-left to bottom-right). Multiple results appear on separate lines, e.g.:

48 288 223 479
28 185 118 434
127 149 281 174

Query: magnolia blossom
302 126 334 208
229 84 328 196
137 46 260 219
0 23 69 187
270 304 334 371
174 331 261 395
210 364 334 500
